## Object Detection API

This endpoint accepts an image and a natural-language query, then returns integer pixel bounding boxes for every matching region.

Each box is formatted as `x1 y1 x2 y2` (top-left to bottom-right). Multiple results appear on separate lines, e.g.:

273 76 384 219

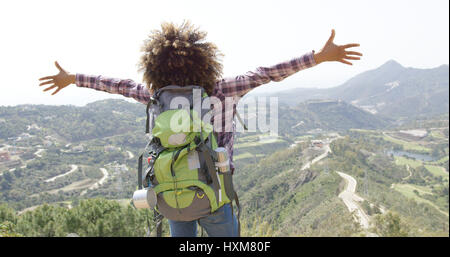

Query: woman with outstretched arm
38 23 361 237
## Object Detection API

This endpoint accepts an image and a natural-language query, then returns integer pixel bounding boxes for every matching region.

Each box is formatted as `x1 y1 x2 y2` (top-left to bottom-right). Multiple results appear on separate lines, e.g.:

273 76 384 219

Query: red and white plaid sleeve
75 74 151 105
215 51 316 97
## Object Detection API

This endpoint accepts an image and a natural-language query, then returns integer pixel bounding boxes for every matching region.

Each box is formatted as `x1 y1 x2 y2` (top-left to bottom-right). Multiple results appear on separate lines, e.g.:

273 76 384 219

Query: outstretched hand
314 29 362 65
39 61 75 95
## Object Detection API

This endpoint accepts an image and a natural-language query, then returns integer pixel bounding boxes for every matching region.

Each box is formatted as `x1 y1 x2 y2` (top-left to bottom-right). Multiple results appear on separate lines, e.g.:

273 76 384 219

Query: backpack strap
195 136 220 194
145 99 152 134
146 97 160 135
137 138 165 189
154 210 164 237
138 154 143 190
144 139 166 187
144 209 164 237
137 140 152 189
223 171 240 236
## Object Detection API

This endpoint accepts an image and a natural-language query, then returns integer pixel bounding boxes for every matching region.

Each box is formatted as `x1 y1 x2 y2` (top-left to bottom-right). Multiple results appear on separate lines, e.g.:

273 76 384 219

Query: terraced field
394 156 422 168
424 165 449 181
383 133 432 153
392 183 448 217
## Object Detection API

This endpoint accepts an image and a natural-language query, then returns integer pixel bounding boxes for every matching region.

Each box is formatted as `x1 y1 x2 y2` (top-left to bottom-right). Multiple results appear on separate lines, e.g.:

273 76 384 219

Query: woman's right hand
39 61 76 95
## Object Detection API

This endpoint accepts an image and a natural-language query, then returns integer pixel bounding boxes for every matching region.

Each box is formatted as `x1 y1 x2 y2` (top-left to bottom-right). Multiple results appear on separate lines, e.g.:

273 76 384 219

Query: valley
0 98 448 236
0 60 448 237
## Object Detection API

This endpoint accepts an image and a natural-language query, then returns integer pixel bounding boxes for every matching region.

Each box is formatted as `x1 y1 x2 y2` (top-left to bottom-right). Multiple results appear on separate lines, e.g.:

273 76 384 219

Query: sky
0 0 448 106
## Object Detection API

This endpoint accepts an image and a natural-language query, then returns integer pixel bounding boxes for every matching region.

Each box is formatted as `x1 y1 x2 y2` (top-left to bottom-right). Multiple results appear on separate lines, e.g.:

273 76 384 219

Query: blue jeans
168 203 239 237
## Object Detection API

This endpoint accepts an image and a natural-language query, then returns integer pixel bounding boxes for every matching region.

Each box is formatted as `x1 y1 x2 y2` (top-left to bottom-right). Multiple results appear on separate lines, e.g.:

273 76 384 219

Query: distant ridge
251 60 449 121
276 99 390 136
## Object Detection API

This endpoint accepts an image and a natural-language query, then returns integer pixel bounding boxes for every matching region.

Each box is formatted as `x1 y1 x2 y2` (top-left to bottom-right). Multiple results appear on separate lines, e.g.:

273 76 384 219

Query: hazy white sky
0 0 448 106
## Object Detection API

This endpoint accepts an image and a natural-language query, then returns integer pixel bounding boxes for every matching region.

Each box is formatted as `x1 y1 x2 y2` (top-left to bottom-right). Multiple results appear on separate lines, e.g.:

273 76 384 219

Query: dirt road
403 165 412 181
300 135 342 171
336 171 371 230
80 168 109 196
126 150 134 159
301 145 331 171
34 148 45 158
45 164 78 183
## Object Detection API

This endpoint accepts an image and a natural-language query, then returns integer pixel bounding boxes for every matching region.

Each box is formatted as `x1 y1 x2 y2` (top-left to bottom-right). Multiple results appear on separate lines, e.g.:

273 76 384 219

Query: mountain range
275 99 390 136
249 60 449 121
1 59 448 236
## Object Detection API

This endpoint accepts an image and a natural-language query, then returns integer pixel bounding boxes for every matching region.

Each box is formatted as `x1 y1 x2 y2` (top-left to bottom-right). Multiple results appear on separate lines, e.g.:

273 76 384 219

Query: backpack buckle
147 156 153 165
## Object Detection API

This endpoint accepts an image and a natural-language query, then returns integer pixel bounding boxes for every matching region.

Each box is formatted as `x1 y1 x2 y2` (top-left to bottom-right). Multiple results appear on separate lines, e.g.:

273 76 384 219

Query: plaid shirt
76 51 316 172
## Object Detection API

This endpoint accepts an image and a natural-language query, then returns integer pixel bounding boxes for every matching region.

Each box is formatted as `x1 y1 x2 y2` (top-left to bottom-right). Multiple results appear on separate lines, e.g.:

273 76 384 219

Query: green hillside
276 99 390 137
0 99 448 237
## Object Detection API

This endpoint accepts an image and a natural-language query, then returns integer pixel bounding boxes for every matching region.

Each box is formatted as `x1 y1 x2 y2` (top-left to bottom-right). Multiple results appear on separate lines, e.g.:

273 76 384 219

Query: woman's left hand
313 29 362 65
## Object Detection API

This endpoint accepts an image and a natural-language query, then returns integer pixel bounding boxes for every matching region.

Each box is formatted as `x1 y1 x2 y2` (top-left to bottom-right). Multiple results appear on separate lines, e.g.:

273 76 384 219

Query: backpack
134 85 240 236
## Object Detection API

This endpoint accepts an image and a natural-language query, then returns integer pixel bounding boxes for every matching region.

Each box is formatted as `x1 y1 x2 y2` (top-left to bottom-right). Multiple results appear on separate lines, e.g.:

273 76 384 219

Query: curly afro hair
138 21 223 95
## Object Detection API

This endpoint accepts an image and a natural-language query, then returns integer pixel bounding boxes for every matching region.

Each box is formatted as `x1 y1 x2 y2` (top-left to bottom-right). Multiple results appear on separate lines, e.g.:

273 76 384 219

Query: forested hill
0 100 147 142
0 97 448 237
1 98 391 142
276 99 390 137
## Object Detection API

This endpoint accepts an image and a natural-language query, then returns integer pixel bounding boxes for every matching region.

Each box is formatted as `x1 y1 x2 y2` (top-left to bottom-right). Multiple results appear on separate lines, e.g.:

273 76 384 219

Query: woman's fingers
43 85 57 92
344 56 361 60
39 80 54 86
327 29 336 44
39 62 68 95
345 51 363 56
39 76 54 81
339 59 353 65
55 61 64 72
52 87 62 95
342 43 360 49
42 84 64 95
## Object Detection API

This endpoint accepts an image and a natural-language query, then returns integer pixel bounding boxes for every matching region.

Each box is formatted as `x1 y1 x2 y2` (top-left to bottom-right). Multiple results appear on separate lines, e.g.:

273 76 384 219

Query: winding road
80 168 109 196
295 135 377 234
126 150 134 159
301 135 342 171
45 164 78 183
403 165 412 181
301 144 331 171
34 148 45 158
336 171 371 230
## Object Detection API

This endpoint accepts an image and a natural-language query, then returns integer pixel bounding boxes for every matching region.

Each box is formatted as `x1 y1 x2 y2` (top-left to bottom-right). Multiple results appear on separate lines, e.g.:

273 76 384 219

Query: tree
372 212 410 237
16 204 68 237
0 221 23 237
62 198 153 237
5 198 156 237
0 204 17 224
